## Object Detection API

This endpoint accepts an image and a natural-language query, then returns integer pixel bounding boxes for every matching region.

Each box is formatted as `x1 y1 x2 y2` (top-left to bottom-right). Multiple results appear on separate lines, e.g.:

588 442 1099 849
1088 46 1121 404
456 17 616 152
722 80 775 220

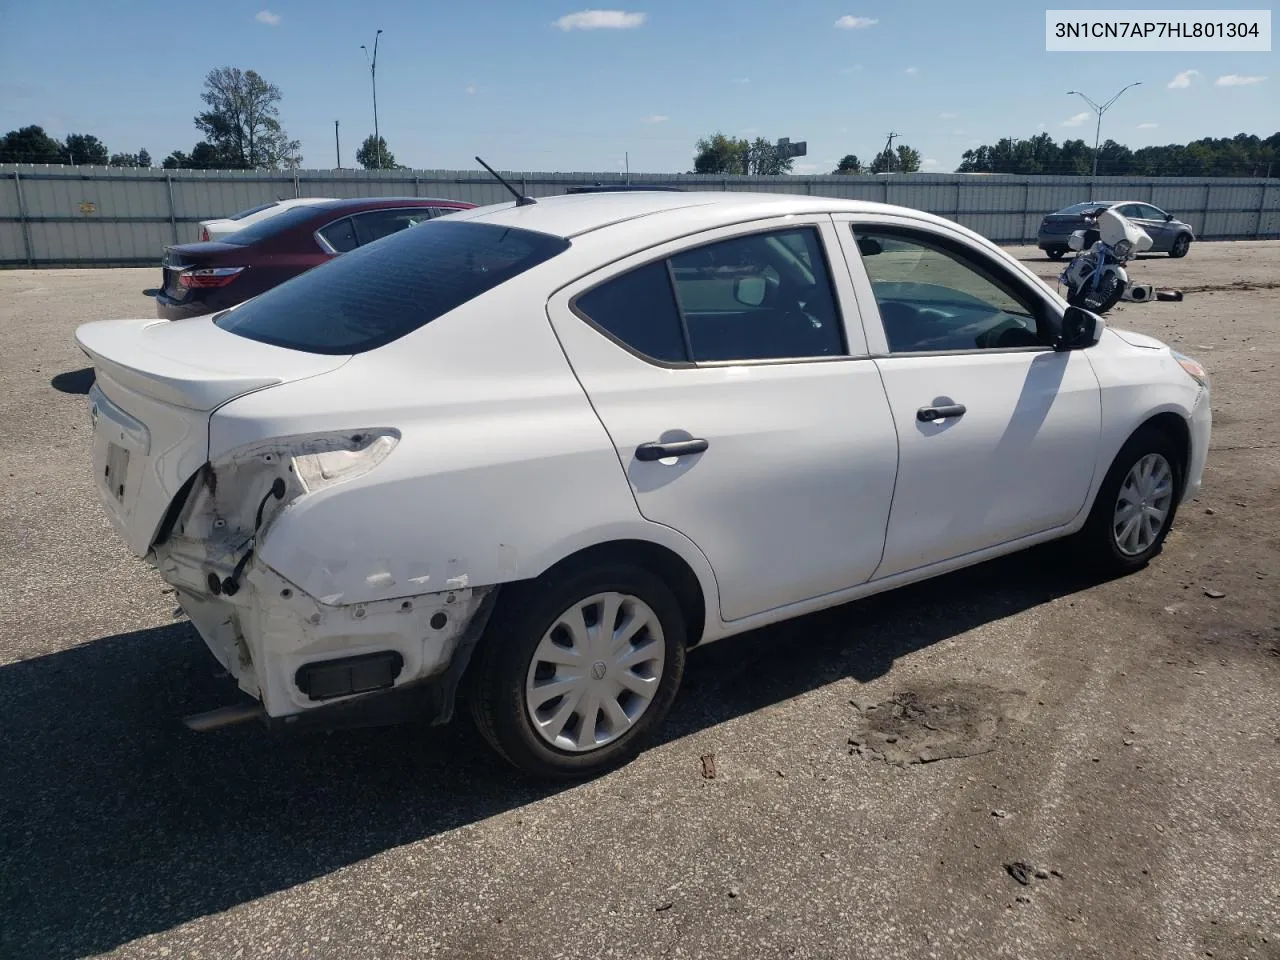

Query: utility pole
334 120 341 169
361 29 384 169
880 131 899 173
1067 82 1141 177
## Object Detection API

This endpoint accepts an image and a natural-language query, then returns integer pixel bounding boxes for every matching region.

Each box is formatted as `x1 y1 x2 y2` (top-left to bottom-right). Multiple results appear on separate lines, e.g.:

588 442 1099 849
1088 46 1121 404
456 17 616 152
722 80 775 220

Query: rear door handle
917 403 966 422
635 438 709 461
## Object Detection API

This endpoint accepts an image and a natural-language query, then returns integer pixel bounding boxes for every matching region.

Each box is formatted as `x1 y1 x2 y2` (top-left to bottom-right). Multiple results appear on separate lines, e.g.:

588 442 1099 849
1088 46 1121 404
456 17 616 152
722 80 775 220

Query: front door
547 218 899 622
836 218 1103 578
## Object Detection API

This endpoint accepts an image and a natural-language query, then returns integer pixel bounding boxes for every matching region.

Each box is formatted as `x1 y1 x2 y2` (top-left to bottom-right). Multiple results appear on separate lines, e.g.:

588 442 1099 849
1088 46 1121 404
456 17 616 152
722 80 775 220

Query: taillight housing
200 227 210 241
179 266 244 289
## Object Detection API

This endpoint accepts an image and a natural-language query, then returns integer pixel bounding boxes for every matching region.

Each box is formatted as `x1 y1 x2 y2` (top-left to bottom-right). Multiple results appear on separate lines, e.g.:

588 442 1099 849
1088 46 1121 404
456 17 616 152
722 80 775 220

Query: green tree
0 125 63 163
194 67 301 169
162 141 224 169
60 134 109 165
356 135 398 170
109 148 152 168
894 144 922 173
744 137 794 175
694 132 748 174
833 154 862 174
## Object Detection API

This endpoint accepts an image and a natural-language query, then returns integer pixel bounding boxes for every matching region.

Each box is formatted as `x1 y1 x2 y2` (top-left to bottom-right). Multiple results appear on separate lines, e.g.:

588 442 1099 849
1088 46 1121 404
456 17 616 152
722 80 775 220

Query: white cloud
465 84 477 95
642 114 668 124
1216 74 1267 86
1036 122 1047 130
834 15 878 29
1137 121 1158 129
905 66 919 76
554 9 646 30
255 9 281 25
1061 111 1090 127
922 158 939 167
731 77 750 84
1167 69 1199 89
939 112 958 120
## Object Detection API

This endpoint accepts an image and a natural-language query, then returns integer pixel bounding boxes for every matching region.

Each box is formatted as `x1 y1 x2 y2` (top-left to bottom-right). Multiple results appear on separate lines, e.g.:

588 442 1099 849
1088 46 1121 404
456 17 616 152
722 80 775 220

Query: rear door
834 215 1102 577
547 217 899 623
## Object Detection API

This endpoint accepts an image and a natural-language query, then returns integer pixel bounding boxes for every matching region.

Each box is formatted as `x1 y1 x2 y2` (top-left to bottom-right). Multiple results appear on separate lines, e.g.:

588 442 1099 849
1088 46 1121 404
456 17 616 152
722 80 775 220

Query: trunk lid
161 241 244 299
76 316 349 555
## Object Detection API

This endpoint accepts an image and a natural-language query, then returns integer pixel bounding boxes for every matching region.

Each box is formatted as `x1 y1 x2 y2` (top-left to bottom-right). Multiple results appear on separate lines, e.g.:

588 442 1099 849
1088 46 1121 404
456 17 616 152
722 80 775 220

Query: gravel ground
1 241 1277 960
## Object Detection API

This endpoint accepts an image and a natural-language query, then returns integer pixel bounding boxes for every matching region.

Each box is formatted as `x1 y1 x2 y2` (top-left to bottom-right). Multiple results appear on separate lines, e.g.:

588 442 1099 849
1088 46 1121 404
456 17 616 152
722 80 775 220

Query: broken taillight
179 266 244 289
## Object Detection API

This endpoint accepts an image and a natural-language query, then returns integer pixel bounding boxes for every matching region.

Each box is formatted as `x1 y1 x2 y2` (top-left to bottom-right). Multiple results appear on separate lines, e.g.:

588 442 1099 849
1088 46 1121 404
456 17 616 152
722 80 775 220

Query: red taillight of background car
200 227 210 241
179 266 244 289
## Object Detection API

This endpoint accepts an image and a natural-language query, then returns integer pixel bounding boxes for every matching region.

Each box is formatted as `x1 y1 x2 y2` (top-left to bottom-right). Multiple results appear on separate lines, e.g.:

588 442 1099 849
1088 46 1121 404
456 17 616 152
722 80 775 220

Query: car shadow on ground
49 367 96 395
0 546 1099 959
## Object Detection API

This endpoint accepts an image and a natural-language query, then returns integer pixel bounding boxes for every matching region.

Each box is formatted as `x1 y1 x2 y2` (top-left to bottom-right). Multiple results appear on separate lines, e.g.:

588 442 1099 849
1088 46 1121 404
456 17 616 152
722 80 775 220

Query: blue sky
1 1 1276 173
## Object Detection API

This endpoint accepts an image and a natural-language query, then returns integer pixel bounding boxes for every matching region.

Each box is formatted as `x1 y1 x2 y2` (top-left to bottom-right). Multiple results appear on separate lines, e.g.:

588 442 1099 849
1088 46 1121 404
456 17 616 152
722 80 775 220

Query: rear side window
216 220 571 354
317 217 358 253
223 204 338 245
352 208 434 245
575 261 687 363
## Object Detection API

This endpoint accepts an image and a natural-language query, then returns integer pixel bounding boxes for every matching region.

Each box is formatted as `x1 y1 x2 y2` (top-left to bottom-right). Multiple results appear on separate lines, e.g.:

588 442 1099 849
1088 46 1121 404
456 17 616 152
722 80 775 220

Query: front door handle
917 403 966 423
635 438 709 462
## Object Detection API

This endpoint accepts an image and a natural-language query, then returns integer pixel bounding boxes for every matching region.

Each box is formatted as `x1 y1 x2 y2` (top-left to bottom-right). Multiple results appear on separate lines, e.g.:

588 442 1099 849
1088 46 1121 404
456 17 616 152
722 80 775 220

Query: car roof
447 191 963 240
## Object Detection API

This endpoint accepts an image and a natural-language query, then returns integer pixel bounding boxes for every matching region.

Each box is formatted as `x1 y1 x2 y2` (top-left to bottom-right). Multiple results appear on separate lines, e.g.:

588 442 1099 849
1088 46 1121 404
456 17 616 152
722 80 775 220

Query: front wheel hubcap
1113 453 1174 556
525 592 665 753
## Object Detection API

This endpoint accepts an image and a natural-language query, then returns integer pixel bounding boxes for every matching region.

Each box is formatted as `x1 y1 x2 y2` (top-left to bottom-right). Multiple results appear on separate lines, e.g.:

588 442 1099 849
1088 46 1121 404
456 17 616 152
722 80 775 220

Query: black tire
1067 271 1125 314
1169 233 1191 258
1074 427 1183 577
1046 247 1067 261
469 561 687 779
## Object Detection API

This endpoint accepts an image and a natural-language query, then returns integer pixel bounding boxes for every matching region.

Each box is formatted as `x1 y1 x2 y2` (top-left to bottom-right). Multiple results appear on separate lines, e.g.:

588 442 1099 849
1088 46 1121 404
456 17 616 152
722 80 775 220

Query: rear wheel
1169 234 1191 258
1075 428 1182 576
1046 247 1067 261
469 562 687 779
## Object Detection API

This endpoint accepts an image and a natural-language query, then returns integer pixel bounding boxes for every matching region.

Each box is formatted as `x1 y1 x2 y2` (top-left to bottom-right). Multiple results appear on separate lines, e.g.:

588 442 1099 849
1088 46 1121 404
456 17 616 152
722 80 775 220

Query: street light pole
360 29 383 169
1066 82 1141 177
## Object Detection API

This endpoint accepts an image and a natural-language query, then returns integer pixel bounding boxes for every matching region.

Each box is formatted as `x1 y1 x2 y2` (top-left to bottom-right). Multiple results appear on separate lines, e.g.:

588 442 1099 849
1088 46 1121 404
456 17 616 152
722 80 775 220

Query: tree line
0 127 151 167
957 131 1279 177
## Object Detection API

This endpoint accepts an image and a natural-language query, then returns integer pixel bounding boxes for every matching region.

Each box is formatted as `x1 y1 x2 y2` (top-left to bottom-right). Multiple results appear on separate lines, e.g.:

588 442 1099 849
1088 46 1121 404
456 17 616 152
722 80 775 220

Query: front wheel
469 562 687 779
1169 234 1191 258
1046 247 1067 261
1074 427 1182 576
1067 270 1125 314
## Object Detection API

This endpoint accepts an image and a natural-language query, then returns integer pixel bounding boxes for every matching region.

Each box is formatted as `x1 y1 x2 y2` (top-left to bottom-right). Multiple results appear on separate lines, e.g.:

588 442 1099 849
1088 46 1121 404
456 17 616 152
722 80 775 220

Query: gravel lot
1 242 1277 960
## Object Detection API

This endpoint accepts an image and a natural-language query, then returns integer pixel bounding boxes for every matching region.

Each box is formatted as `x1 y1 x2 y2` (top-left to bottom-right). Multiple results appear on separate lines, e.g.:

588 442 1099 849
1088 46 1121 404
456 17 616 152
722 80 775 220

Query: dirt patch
848 681 1031 765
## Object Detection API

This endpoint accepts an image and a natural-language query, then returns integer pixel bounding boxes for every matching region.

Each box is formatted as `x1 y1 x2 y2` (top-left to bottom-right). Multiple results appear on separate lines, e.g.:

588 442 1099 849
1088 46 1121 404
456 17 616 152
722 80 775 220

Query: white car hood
1109 327 1167 351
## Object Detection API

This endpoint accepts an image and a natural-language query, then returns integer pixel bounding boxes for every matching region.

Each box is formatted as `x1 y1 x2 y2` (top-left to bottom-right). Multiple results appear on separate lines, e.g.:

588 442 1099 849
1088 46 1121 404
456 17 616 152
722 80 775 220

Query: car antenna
475 156 536 206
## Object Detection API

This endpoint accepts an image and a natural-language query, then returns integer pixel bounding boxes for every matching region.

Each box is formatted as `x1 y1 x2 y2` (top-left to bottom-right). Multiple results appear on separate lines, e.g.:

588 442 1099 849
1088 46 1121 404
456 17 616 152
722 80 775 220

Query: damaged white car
76 190 1211 777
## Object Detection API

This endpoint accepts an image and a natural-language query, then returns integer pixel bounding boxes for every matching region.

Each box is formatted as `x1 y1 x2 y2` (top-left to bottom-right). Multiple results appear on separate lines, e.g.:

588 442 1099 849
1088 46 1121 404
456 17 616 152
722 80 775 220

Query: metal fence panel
2 164 1276 266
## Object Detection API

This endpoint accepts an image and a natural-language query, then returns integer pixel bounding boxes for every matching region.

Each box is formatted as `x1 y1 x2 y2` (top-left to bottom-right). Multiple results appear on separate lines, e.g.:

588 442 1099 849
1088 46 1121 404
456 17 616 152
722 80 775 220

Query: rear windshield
222 203 337 245
1053 202 1109 215
215 220 571 354
229 201 280 221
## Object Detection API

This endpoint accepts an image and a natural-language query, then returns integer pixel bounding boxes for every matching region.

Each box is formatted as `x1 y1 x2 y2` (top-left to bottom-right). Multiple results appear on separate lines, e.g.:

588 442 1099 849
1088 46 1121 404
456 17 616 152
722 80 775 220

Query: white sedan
197 197 338 242
75 191 1211 777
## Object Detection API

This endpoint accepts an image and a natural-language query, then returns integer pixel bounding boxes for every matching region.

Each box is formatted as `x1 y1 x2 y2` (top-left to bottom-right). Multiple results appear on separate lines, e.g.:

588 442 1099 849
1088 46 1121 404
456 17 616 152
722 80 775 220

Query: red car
151 197 475 320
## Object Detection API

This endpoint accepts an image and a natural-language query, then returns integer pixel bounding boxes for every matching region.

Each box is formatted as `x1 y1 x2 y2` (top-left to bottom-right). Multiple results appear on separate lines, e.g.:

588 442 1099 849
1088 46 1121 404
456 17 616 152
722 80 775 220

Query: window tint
1116 203 1143 219
431 206 464 218
669 228 844 362
222 203 339 245
352 208 435 245
1054 202 1105 215
318 217 358 253
853 227 1045 353
216 221 570 355
1138 204 1166 220
574 261 688 363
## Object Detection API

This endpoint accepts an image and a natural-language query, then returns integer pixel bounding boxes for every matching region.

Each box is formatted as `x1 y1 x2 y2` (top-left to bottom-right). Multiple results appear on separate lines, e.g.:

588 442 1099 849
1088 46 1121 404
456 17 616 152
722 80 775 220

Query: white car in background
197 197 338 242
76 191 1211 778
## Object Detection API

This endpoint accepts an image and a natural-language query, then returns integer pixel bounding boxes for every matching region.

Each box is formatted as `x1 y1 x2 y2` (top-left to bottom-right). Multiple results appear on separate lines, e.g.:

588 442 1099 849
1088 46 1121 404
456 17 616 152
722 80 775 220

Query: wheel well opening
541 540 707 646
1137 412 1191 493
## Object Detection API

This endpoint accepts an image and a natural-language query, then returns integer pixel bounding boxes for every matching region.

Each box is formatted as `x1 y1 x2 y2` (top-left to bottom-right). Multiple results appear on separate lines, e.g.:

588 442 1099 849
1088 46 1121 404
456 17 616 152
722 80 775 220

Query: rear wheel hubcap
524 591 665 753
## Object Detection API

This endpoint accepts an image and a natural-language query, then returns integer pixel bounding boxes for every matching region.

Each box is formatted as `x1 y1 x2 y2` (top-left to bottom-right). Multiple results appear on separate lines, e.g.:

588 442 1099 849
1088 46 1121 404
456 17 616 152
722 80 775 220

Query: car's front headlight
1112 239 1132 259
1171 350 1209 387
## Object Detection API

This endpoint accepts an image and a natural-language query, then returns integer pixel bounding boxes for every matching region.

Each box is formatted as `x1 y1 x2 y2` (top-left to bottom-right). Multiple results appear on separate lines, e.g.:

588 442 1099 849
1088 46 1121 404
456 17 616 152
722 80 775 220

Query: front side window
352 208 436 245
573 227 845 364
853 227 1046 353
216 220 570 354
1137 204 1167 220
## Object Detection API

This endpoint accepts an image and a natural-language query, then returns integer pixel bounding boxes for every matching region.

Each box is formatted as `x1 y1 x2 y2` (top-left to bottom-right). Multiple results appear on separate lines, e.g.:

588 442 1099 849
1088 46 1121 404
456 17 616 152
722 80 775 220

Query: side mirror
1055 305 1102 351
733 275 767 307
1164 213 1174 221
856 236 883 257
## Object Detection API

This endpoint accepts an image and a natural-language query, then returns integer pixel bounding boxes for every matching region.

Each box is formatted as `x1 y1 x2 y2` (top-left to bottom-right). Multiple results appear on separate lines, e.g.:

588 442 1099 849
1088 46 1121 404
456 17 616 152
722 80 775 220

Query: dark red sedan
151 197 475 320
